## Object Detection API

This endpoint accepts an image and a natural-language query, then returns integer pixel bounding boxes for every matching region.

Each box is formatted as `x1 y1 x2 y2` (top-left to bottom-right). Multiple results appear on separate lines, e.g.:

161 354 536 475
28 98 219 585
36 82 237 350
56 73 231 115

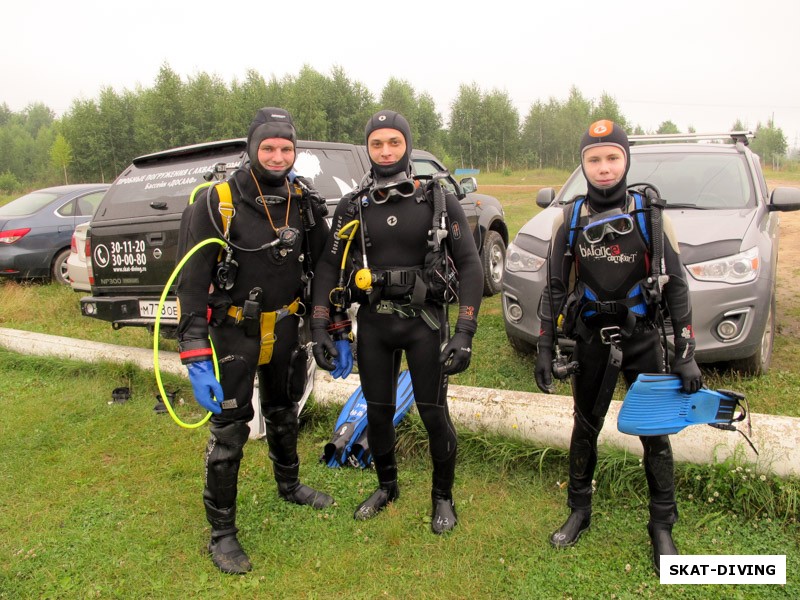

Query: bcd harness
187 174 319 365
554 184 669 417
330 173 459 333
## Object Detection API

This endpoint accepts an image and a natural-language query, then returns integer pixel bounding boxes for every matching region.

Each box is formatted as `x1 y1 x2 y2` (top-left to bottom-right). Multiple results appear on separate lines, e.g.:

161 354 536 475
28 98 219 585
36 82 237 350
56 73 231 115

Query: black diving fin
321 380 368 468
322 369 415 468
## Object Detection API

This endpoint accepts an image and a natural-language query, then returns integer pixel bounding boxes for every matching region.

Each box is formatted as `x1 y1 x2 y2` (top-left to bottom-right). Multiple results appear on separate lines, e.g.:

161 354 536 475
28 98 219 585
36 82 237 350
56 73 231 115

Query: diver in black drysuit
176 107 333 574
534 120 703 575
310 110 483 534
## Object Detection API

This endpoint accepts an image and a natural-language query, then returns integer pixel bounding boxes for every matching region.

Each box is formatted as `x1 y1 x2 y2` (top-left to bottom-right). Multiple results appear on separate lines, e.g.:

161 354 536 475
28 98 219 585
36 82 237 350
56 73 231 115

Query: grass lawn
1 350 797 599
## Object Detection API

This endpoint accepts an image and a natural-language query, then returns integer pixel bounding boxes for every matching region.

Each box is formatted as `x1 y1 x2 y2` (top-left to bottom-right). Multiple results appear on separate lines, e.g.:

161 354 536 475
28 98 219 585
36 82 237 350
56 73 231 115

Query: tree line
0 63 791 192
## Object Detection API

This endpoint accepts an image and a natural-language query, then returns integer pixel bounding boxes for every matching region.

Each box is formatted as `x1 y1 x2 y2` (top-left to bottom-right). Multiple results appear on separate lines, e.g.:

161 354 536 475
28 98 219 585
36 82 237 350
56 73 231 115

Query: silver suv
502 132 800 374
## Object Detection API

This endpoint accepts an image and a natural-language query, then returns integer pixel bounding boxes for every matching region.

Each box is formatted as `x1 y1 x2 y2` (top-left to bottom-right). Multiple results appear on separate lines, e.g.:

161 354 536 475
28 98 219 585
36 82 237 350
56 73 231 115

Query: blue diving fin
617 373 750 437
348 369 416 469
321 382 368 468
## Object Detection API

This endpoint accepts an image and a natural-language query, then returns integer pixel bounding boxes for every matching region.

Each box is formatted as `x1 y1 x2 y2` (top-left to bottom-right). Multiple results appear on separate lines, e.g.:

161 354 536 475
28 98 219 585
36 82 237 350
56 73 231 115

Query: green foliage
520 87 594 170
752 119 788 168
0 170 20 193
657 120 680 134
49 133 73 184
2 67 797 189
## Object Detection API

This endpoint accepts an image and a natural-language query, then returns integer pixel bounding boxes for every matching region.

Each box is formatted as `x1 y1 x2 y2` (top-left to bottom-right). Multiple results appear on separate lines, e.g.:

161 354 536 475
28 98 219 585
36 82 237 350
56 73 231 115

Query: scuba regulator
552 344 580 380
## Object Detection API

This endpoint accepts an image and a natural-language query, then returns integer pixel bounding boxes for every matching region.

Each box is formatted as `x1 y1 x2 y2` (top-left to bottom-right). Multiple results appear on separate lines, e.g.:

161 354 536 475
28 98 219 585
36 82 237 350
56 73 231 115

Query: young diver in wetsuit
176 107 333 574
310 110 484 533
535 120 703 575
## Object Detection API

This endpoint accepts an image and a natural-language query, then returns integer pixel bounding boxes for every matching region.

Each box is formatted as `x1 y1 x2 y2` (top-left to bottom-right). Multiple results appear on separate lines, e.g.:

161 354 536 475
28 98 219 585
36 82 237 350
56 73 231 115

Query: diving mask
369 178 416 204
582 209 634 244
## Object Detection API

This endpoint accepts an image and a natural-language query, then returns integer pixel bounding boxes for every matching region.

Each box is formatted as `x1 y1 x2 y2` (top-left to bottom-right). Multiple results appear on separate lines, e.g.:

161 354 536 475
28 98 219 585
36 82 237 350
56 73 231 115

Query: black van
80 139 508 333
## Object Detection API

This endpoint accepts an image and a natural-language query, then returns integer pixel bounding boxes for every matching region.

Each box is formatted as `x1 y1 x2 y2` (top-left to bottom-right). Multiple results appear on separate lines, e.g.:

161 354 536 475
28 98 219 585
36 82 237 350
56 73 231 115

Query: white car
67 221 91 292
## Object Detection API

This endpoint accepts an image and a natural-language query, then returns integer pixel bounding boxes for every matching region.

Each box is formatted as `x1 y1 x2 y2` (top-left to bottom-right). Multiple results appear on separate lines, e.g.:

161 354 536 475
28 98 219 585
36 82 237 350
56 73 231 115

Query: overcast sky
4 0 799 148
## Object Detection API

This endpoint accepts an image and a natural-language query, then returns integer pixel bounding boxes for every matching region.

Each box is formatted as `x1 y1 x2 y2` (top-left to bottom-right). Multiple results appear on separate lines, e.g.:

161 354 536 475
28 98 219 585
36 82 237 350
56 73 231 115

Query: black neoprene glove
534 336 556 394
439 331 473 375
672 337 703 393
311 327 338 371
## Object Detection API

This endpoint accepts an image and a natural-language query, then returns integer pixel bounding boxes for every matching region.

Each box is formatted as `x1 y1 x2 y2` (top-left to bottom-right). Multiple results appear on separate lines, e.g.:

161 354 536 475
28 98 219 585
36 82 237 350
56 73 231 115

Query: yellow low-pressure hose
153 237 225 429
336 219 360 270
330 219 368 305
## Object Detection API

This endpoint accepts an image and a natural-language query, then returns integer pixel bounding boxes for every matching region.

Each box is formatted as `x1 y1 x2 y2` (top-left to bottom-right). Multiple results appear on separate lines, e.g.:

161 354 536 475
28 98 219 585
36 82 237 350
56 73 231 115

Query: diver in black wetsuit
176 107 333 574
534 120 703 575
310 110 483 534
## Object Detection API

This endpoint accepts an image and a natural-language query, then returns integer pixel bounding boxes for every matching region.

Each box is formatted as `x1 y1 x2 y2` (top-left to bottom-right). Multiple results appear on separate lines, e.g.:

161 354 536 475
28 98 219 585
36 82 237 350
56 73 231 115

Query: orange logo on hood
589 120 614 137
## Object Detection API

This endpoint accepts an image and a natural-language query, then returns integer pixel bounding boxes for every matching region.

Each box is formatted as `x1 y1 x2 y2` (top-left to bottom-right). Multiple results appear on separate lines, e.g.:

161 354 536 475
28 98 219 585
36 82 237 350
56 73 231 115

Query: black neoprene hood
580 119 631 207
364 110 412 178
247 107 297 183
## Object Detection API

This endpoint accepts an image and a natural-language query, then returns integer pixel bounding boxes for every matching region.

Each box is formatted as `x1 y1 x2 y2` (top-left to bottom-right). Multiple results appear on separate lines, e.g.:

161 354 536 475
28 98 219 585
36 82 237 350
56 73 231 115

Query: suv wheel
51 248 71 286
482 230 505 296
731 294 775 375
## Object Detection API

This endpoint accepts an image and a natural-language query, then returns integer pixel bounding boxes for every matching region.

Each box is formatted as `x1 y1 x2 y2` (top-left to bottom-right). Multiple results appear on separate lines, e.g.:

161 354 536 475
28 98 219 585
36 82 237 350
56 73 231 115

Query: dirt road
775 209 800 337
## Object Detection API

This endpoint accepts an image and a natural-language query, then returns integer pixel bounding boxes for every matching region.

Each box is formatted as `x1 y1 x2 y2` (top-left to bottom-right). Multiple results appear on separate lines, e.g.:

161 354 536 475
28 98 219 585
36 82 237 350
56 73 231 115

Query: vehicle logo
387 216 397 226
93 244 110 268
153 248 162 259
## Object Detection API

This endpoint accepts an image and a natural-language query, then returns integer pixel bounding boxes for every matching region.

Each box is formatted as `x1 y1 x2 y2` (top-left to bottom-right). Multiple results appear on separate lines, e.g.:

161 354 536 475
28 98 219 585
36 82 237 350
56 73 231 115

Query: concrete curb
2 327 797 477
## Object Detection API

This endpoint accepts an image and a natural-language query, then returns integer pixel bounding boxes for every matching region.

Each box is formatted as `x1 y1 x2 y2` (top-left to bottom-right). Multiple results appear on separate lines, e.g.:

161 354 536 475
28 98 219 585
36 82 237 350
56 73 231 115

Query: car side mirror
459 176 477 194
768 187 800 212
536 188 556 208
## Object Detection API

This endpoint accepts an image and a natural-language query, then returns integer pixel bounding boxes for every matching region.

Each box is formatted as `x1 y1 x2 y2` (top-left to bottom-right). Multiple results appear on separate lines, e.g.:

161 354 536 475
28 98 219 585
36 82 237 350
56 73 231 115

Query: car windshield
0 191 59 217
558 151 754 209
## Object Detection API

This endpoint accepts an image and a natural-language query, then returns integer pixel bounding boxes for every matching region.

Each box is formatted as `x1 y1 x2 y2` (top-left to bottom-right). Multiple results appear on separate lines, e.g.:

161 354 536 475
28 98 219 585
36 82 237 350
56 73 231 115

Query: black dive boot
354 452 399 520
431 490 457 534
552 416 598 548
273 461 334 509
207 507 251 575
643 437 679 575
549 509 591 548
265 406 334 509
648 522 678 575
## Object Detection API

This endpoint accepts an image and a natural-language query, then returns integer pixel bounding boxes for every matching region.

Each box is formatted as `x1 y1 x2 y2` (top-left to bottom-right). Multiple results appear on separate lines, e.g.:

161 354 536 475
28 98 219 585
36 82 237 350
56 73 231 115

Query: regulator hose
153 236 226 429
331 219 365 305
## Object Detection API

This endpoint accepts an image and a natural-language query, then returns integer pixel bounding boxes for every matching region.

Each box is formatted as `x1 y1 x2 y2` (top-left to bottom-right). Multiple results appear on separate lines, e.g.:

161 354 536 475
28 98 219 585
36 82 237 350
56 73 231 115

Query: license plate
139 300 178 320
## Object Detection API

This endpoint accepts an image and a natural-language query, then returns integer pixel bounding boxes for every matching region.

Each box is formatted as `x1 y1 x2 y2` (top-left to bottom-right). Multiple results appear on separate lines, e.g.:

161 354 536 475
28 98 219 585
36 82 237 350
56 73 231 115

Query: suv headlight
686 247 759 283
505 242 546 273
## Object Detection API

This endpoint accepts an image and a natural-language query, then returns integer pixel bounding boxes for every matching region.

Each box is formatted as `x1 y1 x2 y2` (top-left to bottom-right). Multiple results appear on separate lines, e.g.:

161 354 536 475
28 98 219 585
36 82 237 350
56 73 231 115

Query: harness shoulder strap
216 182 234 239
566 196 585 251
631 191 650 246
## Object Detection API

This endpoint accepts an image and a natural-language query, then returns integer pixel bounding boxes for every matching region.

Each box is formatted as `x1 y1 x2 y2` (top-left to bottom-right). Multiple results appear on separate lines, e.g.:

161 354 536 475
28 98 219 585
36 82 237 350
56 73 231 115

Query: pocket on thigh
218 354 256 417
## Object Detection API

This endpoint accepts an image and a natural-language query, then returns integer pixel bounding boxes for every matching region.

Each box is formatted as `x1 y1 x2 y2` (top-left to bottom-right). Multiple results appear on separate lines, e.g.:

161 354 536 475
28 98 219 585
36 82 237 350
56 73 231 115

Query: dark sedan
0 183 109 285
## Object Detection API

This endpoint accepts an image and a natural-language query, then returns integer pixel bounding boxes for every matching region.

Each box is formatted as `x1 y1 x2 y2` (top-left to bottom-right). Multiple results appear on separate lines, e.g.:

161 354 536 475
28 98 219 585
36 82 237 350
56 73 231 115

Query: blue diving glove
186 360 224 414
330 339 353 379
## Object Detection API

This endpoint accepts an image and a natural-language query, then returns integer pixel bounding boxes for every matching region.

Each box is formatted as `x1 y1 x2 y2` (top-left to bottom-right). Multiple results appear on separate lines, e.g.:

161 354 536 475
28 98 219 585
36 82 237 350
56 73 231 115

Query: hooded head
365 109 412 180
580 120 631 208
247 107 297 184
